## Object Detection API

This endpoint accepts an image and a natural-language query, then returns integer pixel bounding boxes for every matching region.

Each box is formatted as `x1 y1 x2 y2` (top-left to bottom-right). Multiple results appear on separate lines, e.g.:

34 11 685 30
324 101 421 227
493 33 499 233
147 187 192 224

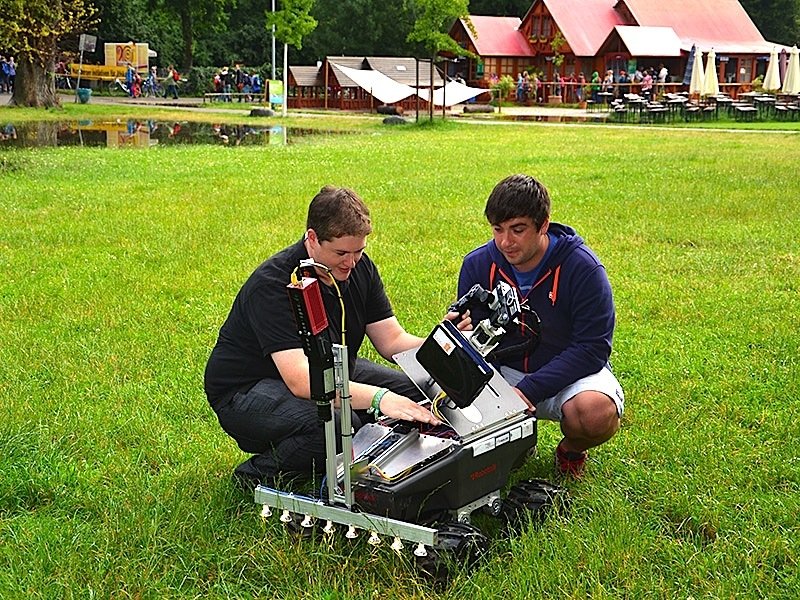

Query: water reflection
0 120 343 148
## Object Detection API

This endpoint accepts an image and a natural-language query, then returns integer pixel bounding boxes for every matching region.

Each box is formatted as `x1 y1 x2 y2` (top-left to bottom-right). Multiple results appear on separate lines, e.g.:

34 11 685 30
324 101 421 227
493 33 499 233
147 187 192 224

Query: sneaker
555 441 587 477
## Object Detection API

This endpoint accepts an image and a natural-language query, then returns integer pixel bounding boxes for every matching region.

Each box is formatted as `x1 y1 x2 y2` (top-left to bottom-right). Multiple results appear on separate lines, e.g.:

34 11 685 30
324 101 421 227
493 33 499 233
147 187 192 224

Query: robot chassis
255 268 566 573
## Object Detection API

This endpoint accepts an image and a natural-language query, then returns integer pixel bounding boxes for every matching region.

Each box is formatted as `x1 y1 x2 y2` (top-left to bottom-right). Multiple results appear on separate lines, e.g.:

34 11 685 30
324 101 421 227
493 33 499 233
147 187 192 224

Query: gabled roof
326 57 368 86
459 15 534 57
320 56 443 88
534 0 627 57
365 57 443 86
620 0 775 54
289 66 323 87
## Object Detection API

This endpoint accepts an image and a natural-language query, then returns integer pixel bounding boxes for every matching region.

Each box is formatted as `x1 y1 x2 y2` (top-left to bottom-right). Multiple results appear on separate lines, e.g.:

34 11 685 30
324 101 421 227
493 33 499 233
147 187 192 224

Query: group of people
122 63 180 99
589 64 670 102
205 175 624 491
212 64 262 102
508 63 670 104
1 55 16 94
515 71 544 104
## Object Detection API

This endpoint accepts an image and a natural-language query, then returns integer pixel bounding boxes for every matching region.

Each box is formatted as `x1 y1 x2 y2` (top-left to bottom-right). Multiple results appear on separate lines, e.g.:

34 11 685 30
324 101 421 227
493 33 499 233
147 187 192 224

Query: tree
92 0 183 68
198 0 274 67
266 0 317 116
148 0 233 69
406 0 473 119
467 0 530 17
740 0 800 45
298 0 415 64
0 0 98 108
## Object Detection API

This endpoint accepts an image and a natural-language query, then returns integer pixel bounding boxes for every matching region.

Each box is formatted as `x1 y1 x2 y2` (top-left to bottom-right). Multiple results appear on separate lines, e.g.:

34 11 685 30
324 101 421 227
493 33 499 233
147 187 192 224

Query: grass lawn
1 104 798 599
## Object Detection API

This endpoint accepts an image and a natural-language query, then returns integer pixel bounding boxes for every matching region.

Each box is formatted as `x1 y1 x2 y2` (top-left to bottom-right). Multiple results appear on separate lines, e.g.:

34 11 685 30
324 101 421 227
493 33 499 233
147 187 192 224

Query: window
542 17 552 38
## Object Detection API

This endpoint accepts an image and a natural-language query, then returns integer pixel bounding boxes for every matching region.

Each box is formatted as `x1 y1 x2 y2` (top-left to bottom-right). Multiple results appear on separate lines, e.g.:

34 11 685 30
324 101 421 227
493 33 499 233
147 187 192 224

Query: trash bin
77 88 92 104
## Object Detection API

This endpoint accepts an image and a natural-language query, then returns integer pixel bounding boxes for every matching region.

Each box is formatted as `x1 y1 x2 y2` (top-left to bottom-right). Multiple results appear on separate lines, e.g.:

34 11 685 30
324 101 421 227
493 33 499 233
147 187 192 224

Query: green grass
1 107 799 599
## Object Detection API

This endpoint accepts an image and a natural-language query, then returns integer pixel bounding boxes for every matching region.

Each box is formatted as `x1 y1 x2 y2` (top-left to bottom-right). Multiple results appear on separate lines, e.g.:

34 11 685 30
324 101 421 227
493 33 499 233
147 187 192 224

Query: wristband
367 388 389 417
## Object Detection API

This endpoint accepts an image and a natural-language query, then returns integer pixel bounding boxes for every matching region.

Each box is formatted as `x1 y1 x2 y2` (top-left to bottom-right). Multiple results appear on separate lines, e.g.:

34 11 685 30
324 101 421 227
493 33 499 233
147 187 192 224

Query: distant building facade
448 0 785 96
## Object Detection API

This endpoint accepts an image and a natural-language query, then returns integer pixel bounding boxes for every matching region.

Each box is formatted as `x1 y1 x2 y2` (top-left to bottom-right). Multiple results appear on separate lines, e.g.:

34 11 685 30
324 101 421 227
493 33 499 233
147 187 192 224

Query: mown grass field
1 104 798 599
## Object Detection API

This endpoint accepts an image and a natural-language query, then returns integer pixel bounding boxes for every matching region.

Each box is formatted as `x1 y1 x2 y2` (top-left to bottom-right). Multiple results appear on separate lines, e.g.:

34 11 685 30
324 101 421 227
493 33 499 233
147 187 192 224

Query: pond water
0 120 347 149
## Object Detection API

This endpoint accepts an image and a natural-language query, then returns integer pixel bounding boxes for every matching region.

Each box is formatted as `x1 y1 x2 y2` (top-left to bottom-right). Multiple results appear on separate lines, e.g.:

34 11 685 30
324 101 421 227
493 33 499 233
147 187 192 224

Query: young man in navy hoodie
458 174 624 476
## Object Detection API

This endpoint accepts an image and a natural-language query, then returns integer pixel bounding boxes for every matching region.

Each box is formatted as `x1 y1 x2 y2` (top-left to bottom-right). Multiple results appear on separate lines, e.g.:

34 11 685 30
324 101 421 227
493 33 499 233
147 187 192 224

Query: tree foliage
740 0 800 45
406 0 472 57
92 0 182 68
266 0 317 49
0 0 98 107
297 0 414 63
147 0 233 68
0 0 98 66
467 0 530 17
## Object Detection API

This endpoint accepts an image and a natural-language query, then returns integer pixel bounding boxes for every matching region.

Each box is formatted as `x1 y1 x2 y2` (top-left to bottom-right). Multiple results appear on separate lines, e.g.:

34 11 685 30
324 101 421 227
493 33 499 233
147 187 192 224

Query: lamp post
271 0 276 80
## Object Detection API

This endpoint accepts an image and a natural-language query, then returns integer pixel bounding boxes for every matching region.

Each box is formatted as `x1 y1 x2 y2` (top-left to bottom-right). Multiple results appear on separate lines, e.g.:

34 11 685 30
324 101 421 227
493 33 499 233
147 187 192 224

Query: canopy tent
763 47 781 92
332 62 483 107
782 46 800 95
702 49 720 97
417 80 485 107
329 62 417 104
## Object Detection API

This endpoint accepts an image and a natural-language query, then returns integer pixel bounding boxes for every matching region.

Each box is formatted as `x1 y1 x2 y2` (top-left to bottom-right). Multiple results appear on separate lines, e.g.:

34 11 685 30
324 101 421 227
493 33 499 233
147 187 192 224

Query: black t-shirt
204 238 394 405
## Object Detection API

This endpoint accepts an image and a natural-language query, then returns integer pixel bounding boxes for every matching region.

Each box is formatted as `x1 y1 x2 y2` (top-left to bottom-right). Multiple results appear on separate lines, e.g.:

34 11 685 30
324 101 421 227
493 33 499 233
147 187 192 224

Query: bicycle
108 78 141 97
141 79 164 98
55 73 73 90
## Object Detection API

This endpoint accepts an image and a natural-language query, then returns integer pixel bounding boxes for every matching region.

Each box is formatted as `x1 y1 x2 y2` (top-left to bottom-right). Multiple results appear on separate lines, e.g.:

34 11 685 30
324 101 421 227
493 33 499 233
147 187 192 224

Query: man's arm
365 316 424 362
271 346 439 423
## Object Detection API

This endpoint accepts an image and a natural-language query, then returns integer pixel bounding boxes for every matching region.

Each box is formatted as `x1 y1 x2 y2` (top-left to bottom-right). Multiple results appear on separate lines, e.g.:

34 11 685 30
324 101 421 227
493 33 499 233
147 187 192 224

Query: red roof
461 15 534 57
621 0 774 54
539 0 627 57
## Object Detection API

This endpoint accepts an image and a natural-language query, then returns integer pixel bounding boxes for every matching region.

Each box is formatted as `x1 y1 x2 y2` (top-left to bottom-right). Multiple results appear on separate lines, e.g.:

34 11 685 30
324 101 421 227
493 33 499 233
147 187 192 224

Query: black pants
213 358 423 481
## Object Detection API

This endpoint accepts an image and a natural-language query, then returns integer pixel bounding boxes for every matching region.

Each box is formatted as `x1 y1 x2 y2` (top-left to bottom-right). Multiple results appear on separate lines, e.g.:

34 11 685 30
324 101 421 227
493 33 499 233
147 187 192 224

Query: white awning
417 81 486 107
330 62 416 104
615 26 682 57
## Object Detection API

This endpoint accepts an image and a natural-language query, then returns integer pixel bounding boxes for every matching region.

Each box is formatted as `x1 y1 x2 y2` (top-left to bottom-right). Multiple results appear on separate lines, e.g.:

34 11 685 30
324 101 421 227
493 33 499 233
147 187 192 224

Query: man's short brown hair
307 185 372 241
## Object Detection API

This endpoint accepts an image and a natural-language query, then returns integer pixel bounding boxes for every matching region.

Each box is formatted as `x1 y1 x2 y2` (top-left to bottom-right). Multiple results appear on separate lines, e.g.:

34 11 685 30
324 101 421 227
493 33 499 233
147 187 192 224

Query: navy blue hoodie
457 222 615 404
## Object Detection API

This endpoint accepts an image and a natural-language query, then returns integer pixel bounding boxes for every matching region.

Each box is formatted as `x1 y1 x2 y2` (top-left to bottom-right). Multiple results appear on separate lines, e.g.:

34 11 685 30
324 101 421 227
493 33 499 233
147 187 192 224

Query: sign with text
268 80 284 105
79 34 97 53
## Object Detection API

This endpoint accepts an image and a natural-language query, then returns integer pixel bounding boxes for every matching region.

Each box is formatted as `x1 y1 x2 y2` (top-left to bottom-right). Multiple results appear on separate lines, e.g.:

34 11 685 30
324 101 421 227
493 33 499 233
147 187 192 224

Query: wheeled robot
254 262 566 578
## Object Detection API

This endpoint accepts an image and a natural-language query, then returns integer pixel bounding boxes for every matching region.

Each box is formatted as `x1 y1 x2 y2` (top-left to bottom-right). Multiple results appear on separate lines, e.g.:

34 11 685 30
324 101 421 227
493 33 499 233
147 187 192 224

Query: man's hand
445 308 472 331
379 391 442 425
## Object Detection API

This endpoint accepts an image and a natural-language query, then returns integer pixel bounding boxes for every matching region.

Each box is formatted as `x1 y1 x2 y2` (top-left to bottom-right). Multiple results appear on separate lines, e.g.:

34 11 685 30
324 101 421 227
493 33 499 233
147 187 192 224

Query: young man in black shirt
205 185 445 489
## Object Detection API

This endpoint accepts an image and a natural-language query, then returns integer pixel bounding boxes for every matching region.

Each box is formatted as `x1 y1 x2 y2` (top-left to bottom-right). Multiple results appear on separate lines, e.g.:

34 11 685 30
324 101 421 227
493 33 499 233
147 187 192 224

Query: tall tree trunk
180 9 194 69
11 53 59 108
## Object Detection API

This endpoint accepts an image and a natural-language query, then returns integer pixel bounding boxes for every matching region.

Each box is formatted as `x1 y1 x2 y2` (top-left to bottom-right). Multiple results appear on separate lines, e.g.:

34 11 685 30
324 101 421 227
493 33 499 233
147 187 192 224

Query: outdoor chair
683 105 701 122
734 105 758 122
702 106 717 120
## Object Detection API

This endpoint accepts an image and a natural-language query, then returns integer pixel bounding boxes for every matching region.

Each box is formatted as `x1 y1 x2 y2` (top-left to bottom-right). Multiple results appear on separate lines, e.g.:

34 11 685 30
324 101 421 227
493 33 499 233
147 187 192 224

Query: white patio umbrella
703 49 719 97
689 48 705 96
763 46 781 92
782 45 800 95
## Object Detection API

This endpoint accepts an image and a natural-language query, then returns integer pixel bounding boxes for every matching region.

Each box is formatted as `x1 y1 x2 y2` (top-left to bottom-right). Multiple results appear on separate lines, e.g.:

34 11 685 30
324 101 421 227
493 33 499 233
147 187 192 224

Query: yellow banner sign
69 64 128 81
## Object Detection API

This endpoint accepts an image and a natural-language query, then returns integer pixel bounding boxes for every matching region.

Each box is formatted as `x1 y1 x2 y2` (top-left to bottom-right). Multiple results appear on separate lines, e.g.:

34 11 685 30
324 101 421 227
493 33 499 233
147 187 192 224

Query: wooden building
448 0 785 97
288 56 444 110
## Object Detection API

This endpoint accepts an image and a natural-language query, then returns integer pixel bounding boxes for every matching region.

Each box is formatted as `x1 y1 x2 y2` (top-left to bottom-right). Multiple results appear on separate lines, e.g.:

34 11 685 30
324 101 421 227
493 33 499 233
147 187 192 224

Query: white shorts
500 365 625 422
